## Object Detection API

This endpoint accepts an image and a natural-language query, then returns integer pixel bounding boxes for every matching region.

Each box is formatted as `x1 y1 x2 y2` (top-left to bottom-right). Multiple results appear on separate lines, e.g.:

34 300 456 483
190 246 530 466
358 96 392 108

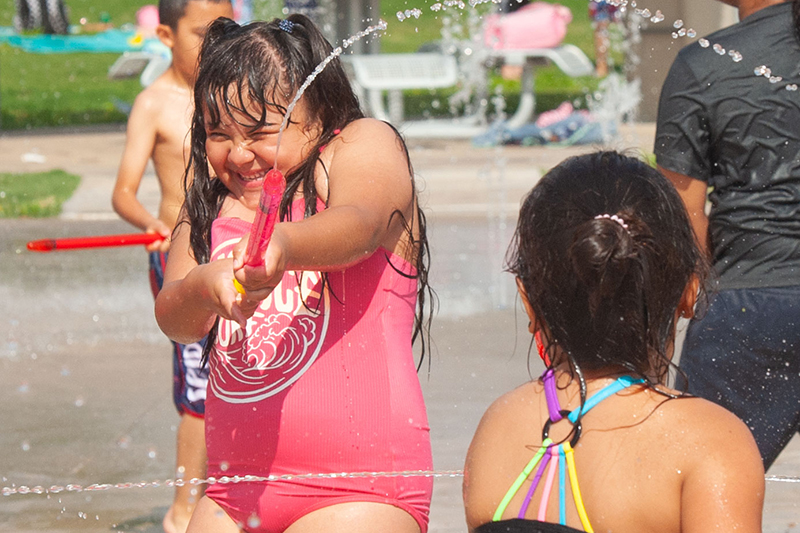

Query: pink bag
484 2 572 50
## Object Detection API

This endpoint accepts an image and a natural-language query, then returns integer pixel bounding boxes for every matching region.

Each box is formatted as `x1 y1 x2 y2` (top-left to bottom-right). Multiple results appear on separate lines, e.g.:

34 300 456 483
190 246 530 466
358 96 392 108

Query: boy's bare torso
140 71 194 229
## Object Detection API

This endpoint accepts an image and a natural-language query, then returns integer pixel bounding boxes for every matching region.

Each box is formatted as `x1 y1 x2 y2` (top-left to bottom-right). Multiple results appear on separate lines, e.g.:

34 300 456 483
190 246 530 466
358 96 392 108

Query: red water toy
243 168 286 266
27 233 162 252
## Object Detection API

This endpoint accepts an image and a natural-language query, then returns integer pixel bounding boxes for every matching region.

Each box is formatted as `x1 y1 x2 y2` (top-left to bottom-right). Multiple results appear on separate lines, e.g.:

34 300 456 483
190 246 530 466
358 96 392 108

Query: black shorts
149 251 208 417
677 286 800 469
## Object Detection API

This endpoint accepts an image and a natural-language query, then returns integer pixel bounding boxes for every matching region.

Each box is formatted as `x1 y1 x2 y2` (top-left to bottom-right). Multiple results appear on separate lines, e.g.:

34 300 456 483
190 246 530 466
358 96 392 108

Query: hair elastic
594 213 629 230
535 330 550 366
278 19 294 33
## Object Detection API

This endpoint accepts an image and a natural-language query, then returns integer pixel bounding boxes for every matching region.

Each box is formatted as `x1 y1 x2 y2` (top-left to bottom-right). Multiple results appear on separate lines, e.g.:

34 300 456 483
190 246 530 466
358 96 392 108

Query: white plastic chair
345 53 459 124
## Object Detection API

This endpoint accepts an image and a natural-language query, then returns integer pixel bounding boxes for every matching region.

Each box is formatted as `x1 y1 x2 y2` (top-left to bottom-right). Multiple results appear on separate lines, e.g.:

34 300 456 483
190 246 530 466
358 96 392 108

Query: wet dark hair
183 14 433 366
507 151 708 386
159 0 232 29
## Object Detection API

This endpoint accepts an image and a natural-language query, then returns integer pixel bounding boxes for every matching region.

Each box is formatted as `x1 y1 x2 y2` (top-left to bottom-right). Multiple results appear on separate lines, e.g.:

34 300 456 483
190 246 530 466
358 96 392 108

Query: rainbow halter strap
492 370 645 532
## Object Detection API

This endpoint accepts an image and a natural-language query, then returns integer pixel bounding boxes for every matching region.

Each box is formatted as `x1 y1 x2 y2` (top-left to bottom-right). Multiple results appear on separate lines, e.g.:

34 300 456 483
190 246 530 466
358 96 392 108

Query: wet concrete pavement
0 125 798 532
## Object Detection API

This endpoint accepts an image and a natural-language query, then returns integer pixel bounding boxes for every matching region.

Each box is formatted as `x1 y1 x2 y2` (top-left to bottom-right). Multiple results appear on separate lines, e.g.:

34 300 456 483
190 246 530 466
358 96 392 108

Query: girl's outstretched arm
234 118 417 297
155 217 254 344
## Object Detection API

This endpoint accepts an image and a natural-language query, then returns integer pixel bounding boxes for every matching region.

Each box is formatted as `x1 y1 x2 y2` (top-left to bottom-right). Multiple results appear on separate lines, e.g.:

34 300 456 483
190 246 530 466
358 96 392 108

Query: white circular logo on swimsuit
209 239 330 403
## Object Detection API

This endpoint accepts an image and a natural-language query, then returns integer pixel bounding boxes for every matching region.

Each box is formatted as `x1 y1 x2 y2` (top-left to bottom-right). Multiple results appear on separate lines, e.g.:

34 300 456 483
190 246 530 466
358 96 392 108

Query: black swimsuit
476 518 584 533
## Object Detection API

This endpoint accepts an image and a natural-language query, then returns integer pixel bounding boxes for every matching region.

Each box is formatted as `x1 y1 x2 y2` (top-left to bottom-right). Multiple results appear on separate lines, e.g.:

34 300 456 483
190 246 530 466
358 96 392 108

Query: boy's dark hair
159 0 232 29
184 14 433 366
507 151 709 384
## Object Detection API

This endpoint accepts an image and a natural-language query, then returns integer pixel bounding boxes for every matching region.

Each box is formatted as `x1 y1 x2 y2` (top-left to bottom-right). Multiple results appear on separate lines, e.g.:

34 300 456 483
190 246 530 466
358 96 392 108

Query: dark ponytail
507 151 708 384
570 212 648 316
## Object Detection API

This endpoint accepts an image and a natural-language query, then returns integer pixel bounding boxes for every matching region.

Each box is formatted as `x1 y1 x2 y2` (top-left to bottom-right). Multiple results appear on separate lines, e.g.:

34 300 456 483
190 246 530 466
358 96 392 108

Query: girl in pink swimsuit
155 14 433 533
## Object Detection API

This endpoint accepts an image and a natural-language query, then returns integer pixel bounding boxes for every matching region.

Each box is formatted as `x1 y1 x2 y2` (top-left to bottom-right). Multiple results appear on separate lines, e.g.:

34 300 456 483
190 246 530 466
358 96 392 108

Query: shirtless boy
111 1 233 532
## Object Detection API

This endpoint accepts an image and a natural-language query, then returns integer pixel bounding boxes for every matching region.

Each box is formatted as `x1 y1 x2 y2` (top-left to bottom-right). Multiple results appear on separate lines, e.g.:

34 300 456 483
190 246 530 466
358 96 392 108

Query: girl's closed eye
206 129 230 140
250 126 280 137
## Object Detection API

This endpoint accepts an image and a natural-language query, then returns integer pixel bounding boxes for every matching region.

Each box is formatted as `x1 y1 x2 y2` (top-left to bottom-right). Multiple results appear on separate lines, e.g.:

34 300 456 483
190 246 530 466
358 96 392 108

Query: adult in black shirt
655 0 800 469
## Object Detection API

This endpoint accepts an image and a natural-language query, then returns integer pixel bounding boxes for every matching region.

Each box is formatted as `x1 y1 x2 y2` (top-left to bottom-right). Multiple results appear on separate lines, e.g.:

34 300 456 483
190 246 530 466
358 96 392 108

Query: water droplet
640 8 651 18
74 397 85 407
673 19 684 29
650 10 664 23
148 449 157 459
713 44 726 55
220 461 230 472
671 32 679 39
729 51 743 62
431 3 442 10
787 84 798 91
21 441 30 451
92 315 99 322
755 65 767 76
687 29 697 38
699 38 710 48
770 76 783 84
395 11 405 21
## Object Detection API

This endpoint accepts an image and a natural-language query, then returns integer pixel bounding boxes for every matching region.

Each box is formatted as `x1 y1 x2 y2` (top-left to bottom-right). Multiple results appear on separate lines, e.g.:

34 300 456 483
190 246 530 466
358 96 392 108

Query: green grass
0 0 150 128
0 0 147 27
1 45 144 129
0 169 81 217
0 0 601 129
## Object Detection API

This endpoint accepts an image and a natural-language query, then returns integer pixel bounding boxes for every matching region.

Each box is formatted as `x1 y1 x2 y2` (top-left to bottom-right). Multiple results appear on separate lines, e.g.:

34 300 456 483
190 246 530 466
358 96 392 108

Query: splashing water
396 8 422 21
3 470 465 497
272 20 388 163
4 470 798 498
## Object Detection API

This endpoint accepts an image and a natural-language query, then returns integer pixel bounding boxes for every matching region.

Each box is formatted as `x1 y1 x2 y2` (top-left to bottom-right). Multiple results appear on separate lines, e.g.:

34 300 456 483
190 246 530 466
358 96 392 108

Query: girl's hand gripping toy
234 168 286 294
27 233 163 252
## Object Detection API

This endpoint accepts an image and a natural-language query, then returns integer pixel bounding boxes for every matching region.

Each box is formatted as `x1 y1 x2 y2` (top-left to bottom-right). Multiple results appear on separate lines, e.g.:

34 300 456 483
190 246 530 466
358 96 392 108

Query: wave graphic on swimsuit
211 272 330 404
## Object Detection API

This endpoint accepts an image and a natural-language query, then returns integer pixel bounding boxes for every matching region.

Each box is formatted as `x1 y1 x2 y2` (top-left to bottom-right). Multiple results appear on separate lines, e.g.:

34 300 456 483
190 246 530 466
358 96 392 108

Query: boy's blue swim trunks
149 251 209 417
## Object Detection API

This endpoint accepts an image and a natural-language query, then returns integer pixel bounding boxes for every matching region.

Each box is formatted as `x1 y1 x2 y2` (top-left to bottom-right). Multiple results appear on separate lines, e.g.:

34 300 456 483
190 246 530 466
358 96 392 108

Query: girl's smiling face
204 91 318 210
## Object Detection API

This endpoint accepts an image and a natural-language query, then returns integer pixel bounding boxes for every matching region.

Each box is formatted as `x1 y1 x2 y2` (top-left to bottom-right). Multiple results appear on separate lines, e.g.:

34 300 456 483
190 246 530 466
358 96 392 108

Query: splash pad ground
0 125 797 532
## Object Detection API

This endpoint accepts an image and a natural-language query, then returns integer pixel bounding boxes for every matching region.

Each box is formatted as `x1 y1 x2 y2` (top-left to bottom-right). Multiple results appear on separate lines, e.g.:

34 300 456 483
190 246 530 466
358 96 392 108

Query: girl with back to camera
463 152 764 533
155 14 433 533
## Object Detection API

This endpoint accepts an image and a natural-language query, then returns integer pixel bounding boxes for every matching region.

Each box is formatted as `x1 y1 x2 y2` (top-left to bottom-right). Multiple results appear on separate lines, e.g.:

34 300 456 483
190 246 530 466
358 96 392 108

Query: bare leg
186 495 242 533
594 21 610 78
164 414 207 533
285 502 421 533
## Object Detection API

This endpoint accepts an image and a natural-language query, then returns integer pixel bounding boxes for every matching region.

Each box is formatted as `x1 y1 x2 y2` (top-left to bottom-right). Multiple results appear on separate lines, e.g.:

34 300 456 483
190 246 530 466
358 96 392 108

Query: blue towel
0 29 150 54
473 112 610 147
